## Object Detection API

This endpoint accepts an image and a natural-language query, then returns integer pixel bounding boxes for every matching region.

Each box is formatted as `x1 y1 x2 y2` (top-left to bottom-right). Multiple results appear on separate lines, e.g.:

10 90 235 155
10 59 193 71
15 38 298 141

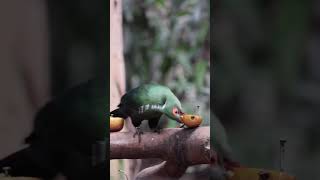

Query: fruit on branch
180 114 203 128
110 116 124 132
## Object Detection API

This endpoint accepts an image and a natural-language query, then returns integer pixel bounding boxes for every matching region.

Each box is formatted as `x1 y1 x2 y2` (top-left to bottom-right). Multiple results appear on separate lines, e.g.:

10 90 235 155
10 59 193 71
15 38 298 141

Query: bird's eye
172 107 179 116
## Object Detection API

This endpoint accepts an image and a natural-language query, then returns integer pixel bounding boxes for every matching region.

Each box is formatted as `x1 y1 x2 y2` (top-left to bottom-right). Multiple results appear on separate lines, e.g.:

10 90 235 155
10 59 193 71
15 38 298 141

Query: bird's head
163 101 184 123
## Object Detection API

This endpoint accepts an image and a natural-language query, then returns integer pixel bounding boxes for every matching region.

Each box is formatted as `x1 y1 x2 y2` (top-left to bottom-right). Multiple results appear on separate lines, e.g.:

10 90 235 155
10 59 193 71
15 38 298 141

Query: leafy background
122 0 211 128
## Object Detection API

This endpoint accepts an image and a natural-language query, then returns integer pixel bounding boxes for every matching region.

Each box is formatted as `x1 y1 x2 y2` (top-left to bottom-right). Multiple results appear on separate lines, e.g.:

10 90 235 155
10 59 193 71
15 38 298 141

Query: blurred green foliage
123 0 211 127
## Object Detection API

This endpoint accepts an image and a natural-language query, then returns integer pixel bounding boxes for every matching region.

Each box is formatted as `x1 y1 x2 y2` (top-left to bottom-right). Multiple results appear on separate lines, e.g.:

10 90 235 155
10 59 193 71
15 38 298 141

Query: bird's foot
179 123 186 128
133 127 143 138
133 127 143 143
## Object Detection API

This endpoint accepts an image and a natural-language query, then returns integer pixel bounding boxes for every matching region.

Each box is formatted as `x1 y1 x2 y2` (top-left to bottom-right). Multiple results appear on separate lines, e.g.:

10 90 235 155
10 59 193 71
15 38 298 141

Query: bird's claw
133 127 143 143
133 127 143 138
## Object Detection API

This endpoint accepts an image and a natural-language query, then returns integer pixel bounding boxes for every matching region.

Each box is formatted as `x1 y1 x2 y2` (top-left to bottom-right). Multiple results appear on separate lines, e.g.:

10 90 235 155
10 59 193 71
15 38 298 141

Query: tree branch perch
110 126 215 179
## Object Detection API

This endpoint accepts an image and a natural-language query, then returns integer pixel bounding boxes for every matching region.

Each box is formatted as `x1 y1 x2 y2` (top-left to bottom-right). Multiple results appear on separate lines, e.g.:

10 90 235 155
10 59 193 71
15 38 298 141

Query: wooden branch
110 126 216 179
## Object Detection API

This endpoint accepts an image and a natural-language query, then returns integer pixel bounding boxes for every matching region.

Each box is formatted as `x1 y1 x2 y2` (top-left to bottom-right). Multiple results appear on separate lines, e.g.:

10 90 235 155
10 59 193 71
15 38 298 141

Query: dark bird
0 78 107 180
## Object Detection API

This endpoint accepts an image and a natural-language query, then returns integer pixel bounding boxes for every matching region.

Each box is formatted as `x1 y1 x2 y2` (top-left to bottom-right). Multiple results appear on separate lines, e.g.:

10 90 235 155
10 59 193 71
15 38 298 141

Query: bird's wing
120 85 166 110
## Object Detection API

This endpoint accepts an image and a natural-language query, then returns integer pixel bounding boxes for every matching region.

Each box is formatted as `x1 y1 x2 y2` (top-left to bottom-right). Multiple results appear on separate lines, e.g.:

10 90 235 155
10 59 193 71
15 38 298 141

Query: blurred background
0 0 105 179
213 0 319 179
48 0 106 92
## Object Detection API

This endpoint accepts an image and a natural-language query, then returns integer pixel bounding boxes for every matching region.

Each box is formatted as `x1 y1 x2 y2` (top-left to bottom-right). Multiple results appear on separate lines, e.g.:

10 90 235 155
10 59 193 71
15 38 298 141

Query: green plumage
111 83 183 132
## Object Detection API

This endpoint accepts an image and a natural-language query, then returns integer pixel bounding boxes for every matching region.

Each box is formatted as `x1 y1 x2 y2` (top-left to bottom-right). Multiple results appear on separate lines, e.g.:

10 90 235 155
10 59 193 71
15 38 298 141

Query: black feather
110 108 128 119
0 146 58 178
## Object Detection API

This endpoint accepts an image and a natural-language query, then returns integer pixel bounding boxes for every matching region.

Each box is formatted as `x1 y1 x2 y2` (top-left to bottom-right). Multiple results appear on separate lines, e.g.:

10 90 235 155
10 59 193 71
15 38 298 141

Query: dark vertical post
280 139 287 172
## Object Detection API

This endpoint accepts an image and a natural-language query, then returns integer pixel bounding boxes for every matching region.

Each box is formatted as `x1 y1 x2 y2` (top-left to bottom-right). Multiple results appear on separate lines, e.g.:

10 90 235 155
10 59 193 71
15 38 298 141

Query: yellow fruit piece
110 116 124 132
180 114 202 128
228 167 296 180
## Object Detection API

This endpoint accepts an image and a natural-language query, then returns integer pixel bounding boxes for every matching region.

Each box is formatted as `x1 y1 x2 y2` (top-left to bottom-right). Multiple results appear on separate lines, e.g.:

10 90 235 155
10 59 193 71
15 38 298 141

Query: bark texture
110 127 215 179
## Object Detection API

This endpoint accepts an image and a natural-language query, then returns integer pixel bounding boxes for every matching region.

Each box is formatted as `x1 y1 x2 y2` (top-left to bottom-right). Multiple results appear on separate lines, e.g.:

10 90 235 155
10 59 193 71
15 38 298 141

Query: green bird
0 77 107 180
110 83 184 137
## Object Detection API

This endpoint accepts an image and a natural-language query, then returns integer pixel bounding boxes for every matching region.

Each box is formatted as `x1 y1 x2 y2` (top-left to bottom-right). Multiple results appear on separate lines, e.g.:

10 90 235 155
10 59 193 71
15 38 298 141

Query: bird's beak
179 112 185 122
